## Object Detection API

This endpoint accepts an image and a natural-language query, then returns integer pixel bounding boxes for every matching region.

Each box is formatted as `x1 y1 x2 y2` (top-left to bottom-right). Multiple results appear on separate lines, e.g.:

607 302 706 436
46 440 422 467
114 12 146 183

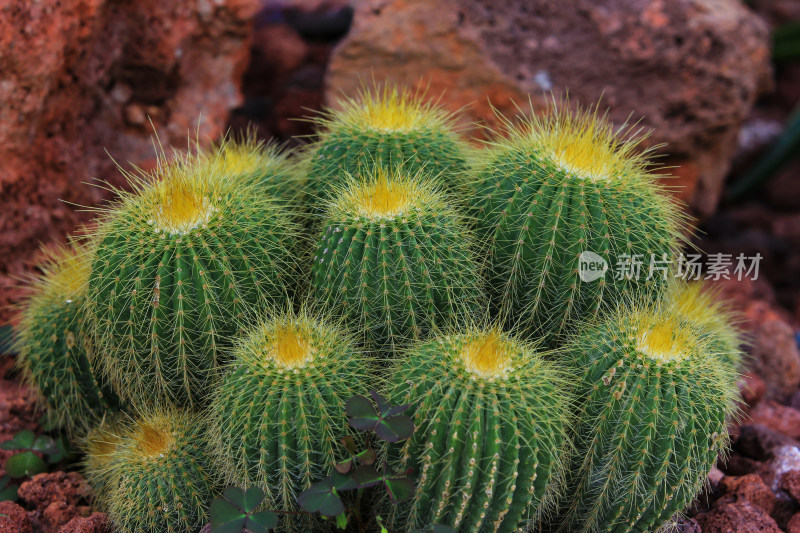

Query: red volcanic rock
743 301 800 397
0 0 260 325
695 500 782 532
788 512 800 533
782 471 800 504
719 474 777 515
0 500 32 533
750 401 800 440
58 513 110 533
18 472 91 510
739 373 767 410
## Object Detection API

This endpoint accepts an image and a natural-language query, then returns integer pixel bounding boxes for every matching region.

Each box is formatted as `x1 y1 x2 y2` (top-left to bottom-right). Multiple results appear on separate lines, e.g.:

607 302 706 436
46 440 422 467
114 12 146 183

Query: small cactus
81 418 124 508
14 242 120 433
86 146 301 408
307 86 471 207
469 105 686 343
96 409 215 533
552 299 739 533
386 328 570 532
200 135 305 209
311 169 483 351
209 312 370 529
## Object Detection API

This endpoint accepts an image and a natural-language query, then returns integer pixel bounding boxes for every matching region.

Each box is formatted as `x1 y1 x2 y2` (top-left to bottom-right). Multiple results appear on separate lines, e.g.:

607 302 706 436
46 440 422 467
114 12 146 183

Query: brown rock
58 513 110 533
743 301 800 397
789 512 800 533
735 424 800 462
0 501 32 533
0 0 260 325
749 401 800 440
326 0 771 218
782 471 800 504
42 501 81 531
695 500 782 532
719 473 777 515
18 472 91 509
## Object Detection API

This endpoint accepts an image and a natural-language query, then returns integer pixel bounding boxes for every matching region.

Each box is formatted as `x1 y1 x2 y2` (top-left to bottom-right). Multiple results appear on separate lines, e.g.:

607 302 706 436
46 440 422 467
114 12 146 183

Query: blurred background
0 1 800 530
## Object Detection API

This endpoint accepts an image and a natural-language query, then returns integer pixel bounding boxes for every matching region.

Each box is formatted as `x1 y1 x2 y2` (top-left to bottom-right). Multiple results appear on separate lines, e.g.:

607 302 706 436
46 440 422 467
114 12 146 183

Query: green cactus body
469 107 686 343
101 410 215 533
209 313 369 528
664 281 744 373
308 86 471 206
14 243 121 433
554 302 738 533
87 148 300 408
386 329 570 533
311 170 483 351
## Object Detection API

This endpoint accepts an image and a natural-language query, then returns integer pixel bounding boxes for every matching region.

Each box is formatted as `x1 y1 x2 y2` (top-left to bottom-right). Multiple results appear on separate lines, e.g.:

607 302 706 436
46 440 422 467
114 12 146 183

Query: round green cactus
552 300 739 533
81 418 124 508
664 280 744 373
209 312 370 528
386 328 570 532
307 85 471 207
86 147 301 408
469 105 686 343
14 242 121 433
311 169 483 352
96 410 215 533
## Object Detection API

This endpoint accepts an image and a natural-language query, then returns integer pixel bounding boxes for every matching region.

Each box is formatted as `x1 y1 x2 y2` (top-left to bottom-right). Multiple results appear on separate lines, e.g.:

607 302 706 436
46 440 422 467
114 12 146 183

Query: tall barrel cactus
386 328 570 532
307 86 471 206
86 148 300 408
210 312 369 529
469 106 686 343
552 300 739 533
14 242 120 433
96 410 215 533
311 169 483 351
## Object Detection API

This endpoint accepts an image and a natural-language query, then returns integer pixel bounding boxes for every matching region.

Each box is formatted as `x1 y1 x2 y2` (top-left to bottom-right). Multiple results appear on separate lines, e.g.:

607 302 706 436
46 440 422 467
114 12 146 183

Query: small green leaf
222 487 246 509
346 395 379 431
245 511 278 531
355 448 376 466
46 436 69 465
0 430 35 451
209 498 246 533
32 435 56 454
297 477 345 517
335 512 348 529
375 415 414 443
384 476 415 503
241 486 265 513
0 484 17 502
5 451 47 478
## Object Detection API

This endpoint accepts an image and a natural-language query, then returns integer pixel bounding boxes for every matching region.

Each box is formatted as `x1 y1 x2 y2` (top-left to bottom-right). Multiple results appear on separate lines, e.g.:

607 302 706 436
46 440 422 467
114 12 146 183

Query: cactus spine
98 410 215 533
87 147 301 408
553 300 738 533
82 419 125 507
311 169 483 351
14 242 120 433
209 312 370 528
308 86 471 206
469 106 686 343
386 328 570 532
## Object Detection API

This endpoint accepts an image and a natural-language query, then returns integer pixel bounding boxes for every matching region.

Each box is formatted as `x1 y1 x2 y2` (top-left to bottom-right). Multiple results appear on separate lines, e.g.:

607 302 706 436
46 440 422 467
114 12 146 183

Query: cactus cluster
10 85 746 533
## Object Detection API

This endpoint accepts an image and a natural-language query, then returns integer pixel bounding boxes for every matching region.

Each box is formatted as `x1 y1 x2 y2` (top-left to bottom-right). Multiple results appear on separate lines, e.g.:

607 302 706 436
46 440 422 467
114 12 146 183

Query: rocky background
0 0 799 531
